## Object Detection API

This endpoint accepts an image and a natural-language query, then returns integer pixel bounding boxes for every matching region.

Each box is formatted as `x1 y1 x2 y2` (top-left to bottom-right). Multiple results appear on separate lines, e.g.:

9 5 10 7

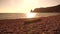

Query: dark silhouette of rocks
32 4 60 13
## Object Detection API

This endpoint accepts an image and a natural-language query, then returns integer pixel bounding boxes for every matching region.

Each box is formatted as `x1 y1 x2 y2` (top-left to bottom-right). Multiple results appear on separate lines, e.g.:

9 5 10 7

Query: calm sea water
0 13 60 20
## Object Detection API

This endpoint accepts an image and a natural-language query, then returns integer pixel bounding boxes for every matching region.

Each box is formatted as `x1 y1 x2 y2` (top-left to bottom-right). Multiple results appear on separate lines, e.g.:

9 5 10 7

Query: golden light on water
0 0 38 18
26 13 37 18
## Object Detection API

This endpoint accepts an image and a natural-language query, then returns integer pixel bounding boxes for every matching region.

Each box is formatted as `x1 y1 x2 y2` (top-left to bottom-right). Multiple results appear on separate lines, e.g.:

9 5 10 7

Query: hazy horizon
0 13 59 20
0 0 60 13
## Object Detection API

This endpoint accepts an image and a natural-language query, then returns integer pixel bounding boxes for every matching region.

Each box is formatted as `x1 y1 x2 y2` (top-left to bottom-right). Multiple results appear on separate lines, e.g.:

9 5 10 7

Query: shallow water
0 13 60 20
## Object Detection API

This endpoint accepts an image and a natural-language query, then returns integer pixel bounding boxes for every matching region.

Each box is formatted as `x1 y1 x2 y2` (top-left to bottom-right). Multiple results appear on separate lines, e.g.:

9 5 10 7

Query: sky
0 0 60 13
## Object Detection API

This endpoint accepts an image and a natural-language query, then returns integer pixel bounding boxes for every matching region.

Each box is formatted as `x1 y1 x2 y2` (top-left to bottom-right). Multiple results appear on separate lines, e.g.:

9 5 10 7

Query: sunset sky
0 0 60 13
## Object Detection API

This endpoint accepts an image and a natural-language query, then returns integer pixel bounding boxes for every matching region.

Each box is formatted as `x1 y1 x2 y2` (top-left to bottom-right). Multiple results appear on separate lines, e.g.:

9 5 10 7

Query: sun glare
20 0 39 13
26 13 37 18
0 0 39 13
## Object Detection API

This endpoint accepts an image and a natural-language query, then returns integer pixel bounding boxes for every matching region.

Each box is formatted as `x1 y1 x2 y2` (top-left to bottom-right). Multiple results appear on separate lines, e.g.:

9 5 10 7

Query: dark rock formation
32 4 60 13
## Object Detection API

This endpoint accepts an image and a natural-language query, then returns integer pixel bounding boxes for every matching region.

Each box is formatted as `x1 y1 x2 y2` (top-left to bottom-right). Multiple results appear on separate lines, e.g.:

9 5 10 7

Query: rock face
0 15 60 34
32 4 60 13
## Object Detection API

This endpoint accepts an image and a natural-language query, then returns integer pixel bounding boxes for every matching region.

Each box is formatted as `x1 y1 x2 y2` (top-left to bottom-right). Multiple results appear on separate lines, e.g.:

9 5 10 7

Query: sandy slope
0 15 60 34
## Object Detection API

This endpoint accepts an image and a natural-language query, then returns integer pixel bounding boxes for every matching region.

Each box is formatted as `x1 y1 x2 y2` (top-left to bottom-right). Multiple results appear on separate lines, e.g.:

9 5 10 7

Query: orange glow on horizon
0 0 59 13
0 0 39 13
